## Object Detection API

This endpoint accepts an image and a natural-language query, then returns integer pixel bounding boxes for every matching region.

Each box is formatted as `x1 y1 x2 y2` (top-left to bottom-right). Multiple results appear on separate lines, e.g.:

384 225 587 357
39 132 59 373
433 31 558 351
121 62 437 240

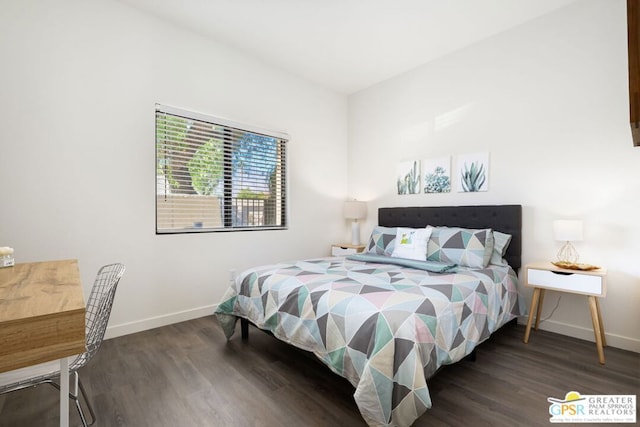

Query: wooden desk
0 259 86 427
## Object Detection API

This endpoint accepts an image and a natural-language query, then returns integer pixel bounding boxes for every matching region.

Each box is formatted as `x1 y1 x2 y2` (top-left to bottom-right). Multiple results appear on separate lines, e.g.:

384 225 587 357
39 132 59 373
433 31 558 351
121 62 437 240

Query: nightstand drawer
527 268 603 296
331 246 359 256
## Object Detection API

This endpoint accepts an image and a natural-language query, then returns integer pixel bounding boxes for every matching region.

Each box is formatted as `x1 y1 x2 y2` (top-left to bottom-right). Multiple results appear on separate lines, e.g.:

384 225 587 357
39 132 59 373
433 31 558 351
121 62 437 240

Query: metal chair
0 263 125 426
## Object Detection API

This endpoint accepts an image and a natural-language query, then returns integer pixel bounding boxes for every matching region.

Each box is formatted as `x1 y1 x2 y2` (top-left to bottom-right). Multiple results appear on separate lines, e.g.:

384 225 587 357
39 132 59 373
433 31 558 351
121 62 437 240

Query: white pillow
391 227 433 261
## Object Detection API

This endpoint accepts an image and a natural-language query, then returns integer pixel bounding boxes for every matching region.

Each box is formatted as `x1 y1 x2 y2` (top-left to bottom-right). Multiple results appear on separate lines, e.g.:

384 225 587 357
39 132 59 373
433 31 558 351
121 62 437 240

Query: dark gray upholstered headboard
378 205 522 270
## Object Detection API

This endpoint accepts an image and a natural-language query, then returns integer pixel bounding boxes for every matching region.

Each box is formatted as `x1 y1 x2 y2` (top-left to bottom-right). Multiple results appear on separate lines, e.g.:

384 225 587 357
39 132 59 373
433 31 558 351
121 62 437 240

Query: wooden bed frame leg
241 318 249 340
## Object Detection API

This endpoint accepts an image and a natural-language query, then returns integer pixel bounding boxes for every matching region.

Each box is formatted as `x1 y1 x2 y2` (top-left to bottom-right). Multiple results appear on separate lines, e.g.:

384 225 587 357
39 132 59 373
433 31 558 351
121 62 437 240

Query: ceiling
121 0 580 94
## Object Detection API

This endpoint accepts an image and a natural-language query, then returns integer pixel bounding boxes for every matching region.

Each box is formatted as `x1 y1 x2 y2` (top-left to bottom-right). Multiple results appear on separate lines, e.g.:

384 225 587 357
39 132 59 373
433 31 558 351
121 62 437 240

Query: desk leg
60 357 69 427
524 288 541 344
588 296 606 365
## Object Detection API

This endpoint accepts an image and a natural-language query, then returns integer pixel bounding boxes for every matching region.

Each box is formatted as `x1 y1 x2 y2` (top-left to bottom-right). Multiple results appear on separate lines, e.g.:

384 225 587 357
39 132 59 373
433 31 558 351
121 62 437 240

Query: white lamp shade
343 201 367 220
553 220 583 242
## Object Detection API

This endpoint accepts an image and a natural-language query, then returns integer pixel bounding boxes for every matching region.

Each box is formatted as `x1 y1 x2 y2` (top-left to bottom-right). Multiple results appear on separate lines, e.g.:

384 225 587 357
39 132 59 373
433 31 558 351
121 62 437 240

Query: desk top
0 259 86 372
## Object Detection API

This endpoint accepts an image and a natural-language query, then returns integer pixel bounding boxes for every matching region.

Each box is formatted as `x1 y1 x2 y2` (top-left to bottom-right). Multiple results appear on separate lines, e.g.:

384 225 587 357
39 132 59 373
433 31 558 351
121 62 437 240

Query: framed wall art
457 152 489 192
396 160 421 195
423 157 451 193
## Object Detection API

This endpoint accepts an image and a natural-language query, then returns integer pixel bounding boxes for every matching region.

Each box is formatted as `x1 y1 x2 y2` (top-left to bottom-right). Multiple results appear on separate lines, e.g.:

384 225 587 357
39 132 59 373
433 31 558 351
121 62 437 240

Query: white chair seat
0 355 79 388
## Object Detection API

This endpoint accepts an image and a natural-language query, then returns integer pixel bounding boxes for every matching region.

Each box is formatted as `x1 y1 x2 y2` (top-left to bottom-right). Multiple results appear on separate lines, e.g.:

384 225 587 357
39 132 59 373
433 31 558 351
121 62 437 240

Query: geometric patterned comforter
215 256 520 427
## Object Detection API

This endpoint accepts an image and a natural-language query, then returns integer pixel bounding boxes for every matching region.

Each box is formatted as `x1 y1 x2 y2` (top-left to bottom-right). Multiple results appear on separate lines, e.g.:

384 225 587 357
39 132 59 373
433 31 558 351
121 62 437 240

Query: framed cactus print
397 160 421 195
423 157 451 193
457 152 489 192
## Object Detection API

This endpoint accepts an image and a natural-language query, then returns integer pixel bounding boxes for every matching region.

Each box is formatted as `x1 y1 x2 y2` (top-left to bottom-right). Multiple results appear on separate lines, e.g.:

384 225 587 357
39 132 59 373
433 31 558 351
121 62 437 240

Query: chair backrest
70 263 125 370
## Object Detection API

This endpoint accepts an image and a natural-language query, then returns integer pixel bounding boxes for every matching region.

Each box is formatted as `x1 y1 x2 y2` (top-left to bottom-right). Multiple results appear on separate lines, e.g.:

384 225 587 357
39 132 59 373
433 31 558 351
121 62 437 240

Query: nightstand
523 261 608 364
331 244 365 256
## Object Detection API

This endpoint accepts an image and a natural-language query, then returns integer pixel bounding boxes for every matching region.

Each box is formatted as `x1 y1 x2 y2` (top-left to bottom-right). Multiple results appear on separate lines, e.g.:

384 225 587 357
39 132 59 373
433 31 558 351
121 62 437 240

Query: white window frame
155 104 288 234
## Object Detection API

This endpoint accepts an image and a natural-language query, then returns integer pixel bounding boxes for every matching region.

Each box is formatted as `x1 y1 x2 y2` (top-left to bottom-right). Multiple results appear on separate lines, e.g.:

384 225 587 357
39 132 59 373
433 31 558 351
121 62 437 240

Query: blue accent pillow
347 253 457 273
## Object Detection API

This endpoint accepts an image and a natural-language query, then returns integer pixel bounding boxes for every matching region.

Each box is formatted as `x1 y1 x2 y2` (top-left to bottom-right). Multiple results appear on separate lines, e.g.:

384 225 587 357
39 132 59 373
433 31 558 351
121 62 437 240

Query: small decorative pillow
427 227 494 268
366 226 397 256
490 231 512 266
391 227 432 261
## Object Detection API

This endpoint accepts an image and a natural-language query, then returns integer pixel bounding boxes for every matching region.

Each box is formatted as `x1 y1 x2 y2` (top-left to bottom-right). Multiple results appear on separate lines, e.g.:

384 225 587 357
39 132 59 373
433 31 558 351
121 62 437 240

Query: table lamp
553 219 583 263
344 200 367 246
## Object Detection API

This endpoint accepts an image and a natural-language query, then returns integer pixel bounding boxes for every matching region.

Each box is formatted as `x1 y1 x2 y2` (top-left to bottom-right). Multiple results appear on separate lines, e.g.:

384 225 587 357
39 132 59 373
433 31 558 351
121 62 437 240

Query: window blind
156 104 288 233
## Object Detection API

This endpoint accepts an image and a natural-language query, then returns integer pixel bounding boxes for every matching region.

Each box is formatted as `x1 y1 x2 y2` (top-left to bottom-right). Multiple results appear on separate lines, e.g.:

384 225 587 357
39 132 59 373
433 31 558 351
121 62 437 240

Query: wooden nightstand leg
534 289 545 330
524 288 541 344
588 296 606 365
595 297 606 347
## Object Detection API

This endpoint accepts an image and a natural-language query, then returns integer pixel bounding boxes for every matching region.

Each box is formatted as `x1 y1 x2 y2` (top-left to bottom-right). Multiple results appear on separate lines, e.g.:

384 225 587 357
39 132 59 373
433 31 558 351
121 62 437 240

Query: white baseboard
104 304 217 340
104 308 639 354
517 316 640 353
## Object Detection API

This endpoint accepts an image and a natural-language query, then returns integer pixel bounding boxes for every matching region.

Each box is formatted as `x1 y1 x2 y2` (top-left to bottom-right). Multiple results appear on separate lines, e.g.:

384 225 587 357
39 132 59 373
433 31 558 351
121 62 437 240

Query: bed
215 204 522 427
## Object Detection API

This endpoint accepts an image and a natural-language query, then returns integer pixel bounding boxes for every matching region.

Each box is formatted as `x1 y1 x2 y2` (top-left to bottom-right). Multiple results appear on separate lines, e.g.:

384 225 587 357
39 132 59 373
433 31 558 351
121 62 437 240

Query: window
156 104 288 233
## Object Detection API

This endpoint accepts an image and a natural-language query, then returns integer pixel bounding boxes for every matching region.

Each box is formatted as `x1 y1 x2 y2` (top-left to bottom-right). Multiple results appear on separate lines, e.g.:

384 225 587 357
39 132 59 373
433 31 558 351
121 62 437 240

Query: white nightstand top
525 261 607 277
332 243 366 250
331 243 366 257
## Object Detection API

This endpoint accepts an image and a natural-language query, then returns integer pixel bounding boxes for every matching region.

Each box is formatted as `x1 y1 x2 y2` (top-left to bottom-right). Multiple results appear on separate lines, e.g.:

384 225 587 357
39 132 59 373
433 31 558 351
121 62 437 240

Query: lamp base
557 241 579 264
351 221 361 246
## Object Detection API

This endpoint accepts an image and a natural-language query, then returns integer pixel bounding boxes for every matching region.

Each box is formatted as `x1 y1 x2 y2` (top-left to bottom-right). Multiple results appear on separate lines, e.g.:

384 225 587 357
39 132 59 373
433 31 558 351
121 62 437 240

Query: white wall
0 0 348 337
2 0 637 354
348 0 640 352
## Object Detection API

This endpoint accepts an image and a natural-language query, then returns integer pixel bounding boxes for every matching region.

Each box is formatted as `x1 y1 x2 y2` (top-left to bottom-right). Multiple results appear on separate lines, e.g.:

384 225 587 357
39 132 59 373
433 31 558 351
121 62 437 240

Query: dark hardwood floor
0 316 637 426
